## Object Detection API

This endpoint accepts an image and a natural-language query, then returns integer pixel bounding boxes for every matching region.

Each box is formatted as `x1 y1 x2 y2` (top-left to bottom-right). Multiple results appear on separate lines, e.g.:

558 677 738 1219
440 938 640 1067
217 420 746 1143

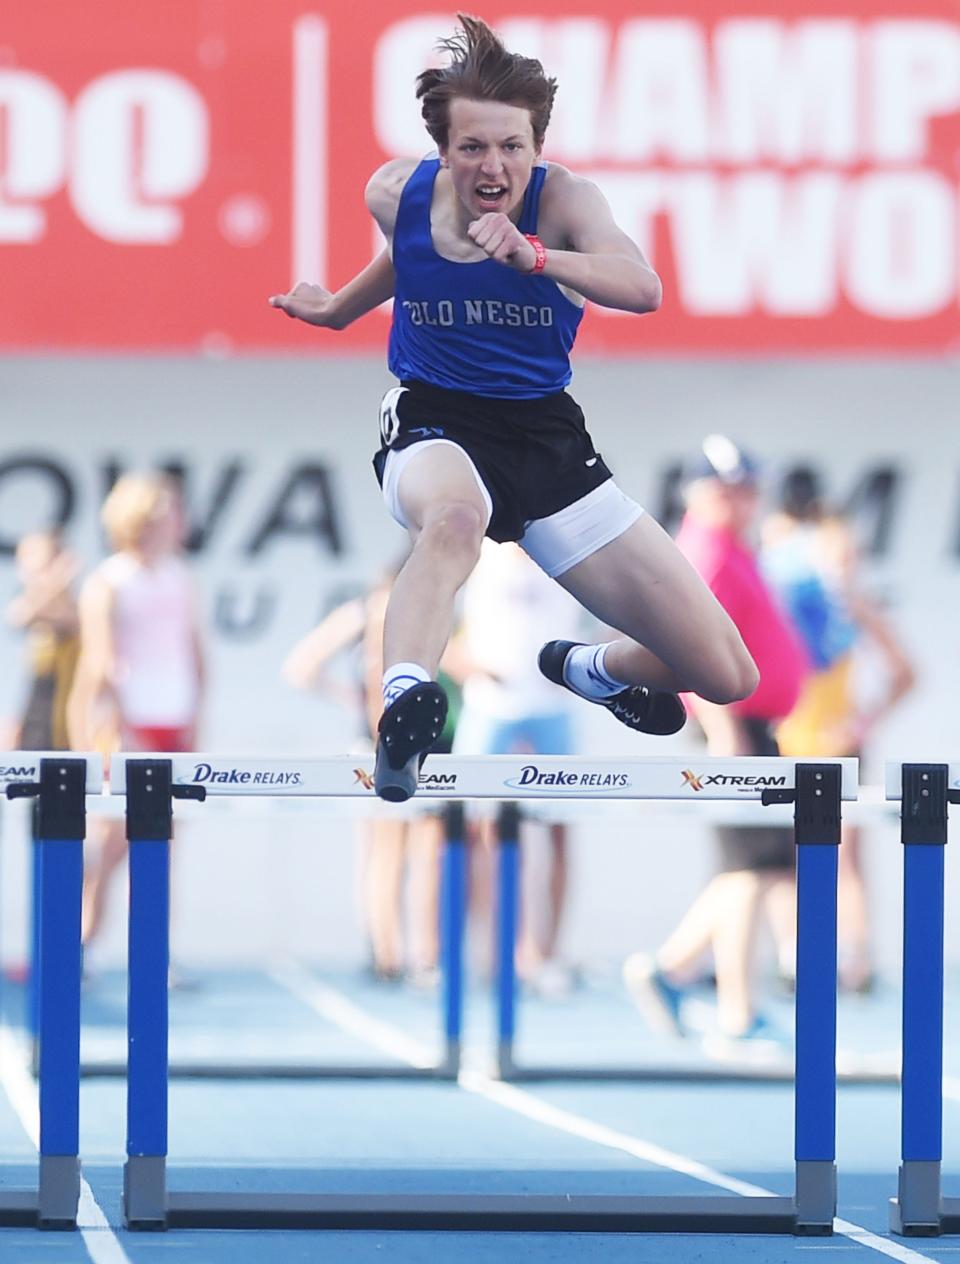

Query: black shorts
715 718 795 873
372 379 614 543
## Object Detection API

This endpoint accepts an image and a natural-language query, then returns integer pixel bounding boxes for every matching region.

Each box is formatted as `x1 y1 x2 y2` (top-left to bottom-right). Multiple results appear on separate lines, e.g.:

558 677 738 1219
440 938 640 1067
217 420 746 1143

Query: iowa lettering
191 763 303 786
402 299 554 328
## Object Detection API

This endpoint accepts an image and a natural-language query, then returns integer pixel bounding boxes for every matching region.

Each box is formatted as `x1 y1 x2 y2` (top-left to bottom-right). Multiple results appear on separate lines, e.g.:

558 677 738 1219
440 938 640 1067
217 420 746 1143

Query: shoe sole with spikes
374 682 448 803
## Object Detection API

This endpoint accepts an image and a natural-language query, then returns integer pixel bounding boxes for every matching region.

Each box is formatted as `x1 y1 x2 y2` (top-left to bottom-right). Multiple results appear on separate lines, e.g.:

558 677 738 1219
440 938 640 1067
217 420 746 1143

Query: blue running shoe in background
623 952 688 1038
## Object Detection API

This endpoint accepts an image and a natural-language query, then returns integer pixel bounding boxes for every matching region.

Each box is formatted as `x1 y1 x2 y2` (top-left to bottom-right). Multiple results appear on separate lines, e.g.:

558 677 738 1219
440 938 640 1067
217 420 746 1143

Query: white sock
562 643 628 700
382 662 431 709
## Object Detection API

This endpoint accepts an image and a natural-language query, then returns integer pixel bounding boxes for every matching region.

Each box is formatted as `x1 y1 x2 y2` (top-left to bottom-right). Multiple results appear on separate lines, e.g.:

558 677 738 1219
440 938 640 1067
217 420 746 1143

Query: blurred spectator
624 436 809 1045
763 467 916 991
283 564 458 985
6 529 80 750
67 473 205 956
449 540 584 997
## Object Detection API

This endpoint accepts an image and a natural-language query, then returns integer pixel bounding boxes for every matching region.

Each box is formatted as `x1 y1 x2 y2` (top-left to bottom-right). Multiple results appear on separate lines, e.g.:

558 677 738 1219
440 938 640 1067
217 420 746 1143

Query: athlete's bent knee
418 501 486 565
699 644 760 706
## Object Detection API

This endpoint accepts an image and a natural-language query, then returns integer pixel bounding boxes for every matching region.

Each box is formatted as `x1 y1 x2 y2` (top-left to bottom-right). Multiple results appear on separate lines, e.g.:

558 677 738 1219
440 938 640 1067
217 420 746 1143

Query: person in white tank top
449 542 583 996
67 472 205 955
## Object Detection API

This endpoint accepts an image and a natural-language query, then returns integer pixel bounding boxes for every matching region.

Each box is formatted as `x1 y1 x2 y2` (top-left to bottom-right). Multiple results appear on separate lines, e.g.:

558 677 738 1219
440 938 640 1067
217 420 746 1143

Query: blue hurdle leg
794 841 838 1229
496 806 521 1078
894 843 945 1231
123 835 170 1228
37 835 83 1226
439 804 466 1076
891 763 950 1235
785 762 842 1235
29 820 42 1071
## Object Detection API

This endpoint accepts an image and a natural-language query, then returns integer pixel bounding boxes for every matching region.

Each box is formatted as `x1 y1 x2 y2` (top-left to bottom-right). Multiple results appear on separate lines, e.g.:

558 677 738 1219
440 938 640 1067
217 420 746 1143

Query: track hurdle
888 762 960 1235
0 754 100 1229
112 752 853 1235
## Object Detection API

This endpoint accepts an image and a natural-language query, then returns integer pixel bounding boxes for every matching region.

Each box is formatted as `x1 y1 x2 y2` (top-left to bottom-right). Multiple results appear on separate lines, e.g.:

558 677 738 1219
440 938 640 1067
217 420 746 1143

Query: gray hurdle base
0 755 100 1229
111 754 854 1235
887 763 960 1236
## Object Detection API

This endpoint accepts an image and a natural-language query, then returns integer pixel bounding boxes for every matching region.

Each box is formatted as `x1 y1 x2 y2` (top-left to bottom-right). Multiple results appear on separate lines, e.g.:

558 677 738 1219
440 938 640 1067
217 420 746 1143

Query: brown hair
417 14 557 151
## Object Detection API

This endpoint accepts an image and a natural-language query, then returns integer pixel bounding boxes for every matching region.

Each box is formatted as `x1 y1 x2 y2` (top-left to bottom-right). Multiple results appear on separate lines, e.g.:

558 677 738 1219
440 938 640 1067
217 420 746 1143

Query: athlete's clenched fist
467 213 538 273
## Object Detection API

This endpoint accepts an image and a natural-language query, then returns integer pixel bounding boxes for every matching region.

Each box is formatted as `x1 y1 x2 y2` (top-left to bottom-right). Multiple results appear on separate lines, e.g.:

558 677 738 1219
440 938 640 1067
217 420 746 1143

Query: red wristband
523 233 547 274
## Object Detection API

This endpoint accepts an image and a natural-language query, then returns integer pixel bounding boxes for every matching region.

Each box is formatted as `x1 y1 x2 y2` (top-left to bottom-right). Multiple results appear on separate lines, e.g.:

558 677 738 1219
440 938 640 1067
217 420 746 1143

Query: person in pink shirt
624 436 809 1047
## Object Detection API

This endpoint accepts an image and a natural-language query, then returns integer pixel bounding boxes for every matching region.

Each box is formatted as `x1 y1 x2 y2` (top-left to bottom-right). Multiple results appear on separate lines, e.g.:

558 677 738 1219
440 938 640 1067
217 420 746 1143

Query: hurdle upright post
439 801 467 1077
4 758 87 1228
790 762 842 1233
890 763 960 1235
123 758 205 1230
495 803 521 1079
28 802 42 1075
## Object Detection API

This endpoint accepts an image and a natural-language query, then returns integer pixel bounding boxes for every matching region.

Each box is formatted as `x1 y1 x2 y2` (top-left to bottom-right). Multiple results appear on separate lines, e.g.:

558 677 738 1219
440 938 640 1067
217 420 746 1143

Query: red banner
3 1 960 352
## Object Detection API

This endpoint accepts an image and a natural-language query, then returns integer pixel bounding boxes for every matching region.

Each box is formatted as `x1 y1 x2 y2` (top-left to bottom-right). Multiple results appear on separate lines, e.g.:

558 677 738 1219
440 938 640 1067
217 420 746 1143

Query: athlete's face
440 98 539 221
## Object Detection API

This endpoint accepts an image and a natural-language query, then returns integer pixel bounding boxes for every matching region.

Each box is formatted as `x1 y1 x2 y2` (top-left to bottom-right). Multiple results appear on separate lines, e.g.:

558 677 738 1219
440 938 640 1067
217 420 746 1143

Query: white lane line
269 960 437 1068
0 1023 132 1264
273 968 938 1264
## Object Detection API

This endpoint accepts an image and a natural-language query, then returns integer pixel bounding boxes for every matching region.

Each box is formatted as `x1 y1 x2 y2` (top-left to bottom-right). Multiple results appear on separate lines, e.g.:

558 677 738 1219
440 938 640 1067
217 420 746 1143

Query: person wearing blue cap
624 436 811 1049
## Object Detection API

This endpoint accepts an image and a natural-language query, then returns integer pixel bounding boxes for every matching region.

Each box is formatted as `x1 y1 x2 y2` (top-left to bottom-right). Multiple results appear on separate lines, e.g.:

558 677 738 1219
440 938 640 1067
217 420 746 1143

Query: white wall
0 354 956 977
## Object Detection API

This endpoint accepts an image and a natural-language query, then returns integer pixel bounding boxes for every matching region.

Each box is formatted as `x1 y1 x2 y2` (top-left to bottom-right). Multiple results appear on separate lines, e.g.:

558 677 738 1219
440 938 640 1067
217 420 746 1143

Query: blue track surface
3 965 960 1262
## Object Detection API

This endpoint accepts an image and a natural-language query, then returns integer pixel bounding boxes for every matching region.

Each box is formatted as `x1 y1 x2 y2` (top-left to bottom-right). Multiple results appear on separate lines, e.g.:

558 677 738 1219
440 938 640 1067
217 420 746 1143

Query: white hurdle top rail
108 753 859 801
885 760 960 799
0 752 103 794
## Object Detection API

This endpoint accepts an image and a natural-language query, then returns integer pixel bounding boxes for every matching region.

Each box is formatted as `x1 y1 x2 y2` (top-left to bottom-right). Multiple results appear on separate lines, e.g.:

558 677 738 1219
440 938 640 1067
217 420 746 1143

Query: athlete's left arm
542 171 662 313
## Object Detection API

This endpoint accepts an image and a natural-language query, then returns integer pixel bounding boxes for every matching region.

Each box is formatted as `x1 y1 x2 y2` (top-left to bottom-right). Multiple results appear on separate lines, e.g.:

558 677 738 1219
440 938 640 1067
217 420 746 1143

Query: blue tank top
388 158 583 399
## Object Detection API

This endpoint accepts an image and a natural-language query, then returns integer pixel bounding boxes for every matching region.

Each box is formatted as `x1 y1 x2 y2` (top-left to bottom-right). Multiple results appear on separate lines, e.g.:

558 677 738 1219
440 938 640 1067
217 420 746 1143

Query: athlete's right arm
269 250 395 330
268 159 416 329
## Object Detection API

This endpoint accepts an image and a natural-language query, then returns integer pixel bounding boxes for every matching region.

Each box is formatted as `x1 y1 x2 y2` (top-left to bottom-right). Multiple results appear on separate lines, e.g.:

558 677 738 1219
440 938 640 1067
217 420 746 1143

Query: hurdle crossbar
108 752 859 801
887 762 960 1236
0 755 101 1229
109 754 852 1235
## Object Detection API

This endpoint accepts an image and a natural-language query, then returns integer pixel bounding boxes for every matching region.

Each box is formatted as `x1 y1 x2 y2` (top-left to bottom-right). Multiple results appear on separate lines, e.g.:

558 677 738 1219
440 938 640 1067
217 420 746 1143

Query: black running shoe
374 681 448 803
538 640 686 736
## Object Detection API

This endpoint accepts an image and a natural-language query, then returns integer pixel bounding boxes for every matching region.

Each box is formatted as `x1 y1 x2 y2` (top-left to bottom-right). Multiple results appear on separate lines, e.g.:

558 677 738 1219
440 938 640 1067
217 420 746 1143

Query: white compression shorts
380 439 644 578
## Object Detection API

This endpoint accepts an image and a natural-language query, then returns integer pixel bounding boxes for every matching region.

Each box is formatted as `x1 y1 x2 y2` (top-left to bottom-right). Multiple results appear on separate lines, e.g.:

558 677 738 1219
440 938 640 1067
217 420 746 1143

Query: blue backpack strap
517 164 548 235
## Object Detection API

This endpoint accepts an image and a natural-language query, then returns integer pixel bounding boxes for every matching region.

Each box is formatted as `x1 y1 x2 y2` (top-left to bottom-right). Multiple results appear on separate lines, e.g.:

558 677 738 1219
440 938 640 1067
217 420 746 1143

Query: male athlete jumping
271 14 758 800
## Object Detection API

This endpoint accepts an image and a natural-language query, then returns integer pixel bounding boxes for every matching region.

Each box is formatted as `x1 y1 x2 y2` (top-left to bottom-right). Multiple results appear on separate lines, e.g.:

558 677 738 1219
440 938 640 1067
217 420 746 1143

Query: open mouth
475 184 508 208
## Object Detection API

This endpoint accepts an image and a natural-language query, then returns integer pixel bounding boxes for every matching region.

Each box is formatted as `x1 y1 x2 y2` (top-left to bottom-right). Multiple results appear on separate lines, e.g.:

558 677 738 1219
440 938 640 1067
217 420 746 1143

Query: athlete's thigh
554 513 738 676
394 442 491 536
